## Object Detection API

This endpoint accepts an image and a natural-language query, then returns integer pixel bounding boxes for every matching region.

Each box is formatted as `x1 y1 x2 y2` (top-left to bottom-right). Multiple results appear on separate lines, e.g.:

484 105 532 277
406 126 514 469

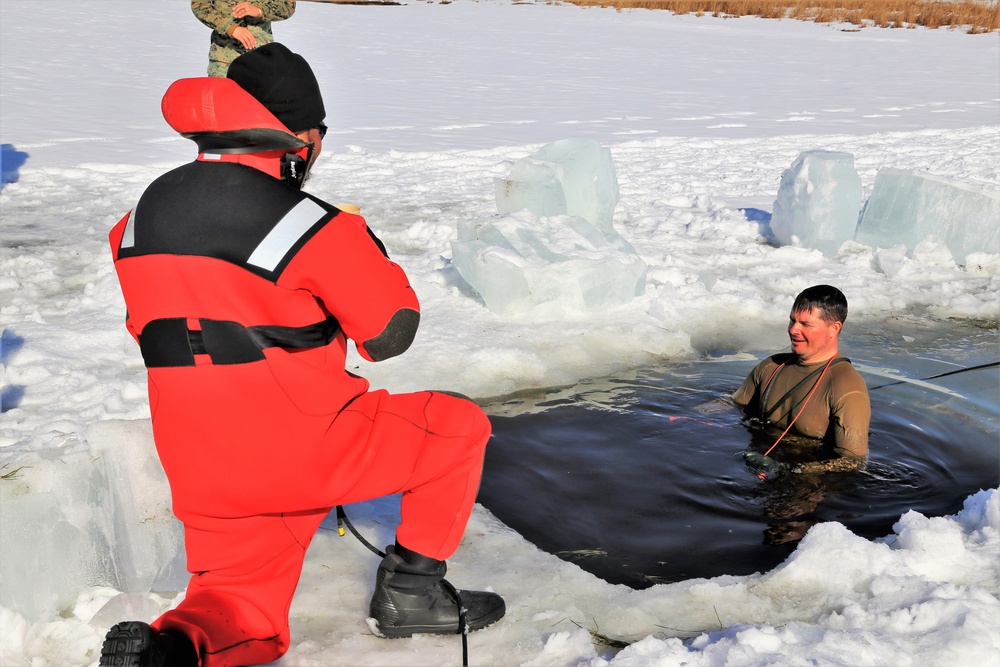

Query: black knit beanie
227 43 326 133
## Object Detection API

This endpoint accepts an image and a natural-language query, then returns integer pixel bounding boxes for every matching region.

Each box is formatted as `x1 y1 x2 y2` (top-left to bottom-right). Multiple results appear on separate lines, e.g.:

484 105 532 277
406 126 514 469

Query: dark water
478 324 999 588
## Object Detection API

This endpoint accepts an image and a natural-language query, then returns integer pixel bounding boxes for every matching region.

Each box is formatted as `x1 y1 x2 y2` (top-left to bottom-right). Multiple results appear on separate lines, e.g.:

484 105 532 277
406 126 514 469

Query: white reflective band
120 208 137 249
247 199 328 271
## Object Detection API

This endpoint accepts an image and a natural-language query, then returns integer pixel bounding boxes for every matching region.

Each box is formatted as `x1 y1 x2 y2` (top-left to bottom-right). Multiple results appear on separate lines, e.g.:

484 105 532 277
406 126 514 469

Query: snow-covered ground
1 1 998 665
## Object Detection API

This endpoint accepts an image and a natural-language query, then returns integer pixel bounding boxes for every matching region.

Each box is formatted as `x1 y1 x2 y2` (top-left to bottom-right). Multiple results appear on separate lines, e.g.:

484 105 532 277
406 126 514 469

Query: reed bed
557 0 1000 33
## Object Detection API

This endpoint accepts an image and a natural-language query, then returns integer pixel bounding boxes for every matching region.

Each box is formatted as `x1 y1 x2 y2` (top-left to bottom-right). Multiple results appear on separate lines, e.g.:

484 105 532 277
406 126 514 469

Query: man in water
733 284 871 476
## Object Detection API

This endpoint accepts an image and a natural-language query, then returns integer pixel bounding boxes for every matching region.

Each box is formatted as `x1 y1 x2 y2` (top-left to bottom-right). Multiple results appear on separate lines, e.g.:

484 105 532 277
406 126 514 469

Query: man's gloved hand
744 451 791 479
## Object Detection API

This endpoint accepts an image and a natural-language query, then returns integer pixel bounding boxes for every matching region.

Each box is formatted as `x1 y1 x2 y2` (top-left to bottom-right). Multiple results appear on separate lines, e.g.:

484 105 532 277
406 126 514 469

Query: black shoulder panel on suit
118 161 340 282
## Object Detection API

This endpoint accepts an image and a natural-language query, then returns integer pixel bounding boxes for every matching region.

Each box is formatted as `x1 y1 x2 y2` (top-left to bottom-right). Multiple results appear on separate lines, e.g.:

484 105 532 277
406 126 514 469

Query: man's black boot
99 621 198 667
367 543 505 638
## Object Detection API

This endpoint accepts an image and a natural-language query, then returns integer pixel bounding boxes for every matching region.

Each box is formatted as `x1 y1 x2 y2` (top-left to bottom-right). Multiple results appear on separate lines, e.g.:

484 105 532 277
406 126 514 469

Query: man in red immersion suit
99 43 504 667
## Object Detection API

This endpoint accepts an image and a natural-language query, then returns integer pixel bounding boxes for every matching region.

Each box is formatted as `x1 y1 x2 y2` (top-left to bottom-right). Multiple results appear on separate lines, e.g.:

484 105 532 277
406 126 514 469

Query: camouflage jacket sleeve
191 1 295 36
192 0 237 35
265 0 296 21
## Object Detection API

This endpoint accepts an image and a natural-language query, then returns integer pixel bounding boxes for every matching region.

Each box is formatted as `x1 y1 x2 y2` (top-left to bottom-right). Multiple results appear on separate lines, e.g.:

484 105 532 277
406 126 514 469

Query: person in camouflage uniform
192 0 296 77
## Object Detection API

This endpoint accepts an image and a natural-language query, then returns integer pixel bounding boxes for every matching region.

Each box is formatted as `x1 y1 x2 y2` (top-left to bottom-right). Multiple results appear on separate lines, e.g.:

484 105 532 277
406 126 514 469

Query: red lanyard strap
760 356 848 423
763 356 841 457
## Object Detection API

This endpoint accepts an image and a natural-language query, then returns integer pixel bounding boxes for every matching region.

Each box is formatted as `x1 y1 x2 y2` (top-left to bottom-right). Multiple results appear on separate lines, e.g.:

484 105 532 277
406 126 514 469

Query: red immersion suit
109 78 491 666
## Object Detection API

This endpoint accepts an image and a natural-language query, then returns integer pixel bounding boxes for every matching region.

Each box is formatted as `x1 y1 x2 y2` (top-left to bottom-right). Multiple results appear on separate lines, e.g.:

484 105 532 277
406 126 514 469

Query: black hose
869 361 999 391
335 505 385 558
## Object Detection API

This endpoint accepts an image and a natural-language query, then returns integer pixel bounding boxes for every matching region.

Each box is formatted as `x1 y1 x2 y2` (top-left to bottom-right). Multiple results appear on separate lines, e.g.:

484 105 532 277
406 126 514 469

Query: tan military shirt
733 354 870 458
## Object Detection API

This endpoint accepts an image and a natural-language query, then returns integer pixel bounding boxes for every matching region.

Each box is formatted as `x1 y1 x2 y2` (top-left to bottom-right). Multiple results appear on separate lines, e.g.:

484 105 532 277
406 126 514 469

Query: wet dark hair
791 284 848 324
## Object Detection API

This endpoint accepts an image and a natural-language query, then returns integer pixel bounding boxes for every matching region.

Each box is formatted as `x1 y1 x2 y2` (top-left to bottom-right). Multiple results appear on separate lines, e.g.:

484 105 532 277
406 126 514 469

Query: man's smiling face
787 307 842 364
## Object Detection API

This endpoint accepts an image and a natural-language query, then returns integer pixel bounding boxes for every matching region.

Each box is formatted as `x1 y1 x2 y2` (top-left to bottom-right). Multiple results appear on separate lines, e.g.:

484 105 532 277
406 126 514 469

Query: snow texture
1 1 998 665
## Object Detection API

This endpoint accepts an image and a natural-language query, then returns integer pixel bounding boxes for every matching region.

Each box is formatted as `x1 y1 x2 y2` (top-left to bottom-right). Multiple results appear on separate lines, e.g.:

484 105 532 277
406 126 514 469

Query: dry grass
557 0 1000 33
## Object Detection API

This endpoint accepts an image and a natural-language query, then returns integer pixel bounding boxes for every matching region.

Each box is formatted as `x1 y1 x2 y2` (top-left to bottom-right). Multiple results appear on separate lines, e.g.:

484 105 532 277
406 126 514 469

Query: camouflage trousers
206 31 275 77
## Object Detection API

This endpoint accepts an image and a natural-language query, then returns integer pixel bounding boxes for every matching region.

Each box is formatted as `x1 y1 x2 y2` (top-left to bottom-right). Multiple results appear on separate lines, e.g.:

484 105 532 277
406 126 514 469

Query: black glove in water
744 451 790 479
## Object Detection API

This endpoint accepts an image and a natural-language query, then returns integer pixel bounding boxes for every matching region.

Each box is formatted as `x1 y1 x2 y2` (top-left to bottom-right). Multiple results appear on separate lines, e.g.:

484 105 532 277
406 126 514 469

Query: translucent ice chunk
495 138 620 233
0 421 184 621
855 168 1000 265
451 212 647 317
495 159 566 219
770 150 863 258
